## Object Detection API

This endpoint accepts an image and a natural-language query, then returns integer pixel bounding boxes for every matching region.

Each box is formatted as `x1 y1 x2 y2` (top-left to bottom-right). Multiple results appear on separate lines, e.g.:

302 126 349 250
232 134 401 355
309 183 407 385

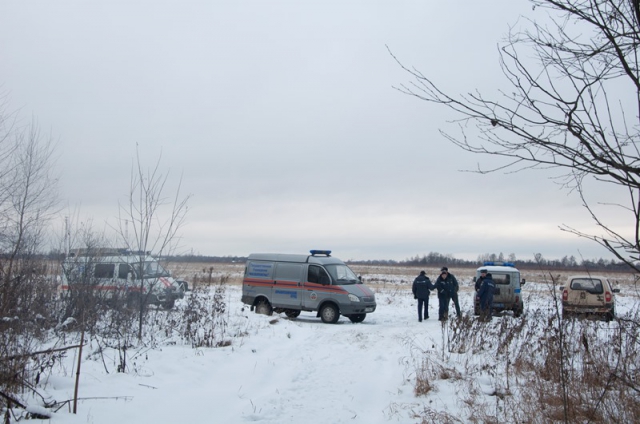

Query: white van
241 250 376 323
58 248 185 309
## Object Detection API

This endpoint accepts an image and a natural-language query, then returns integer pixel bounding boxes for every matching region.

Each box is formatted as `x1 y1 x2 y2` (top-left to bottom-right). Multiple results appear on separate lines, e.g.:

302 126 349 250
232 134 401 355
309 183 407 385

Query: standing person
436 267 461 318
434 267 452 320
475 269 488 292
477 272 496 321
412 270 433 322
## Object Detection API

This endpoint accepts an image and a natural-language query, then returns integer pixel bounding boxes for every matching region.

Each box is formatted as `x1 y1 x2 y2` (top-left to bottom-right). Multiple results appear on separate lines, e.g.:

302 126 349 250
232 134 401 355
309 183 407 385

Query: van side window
94 263 115 279
308 265 330 284
274 263 303 281
118 264 132 279
247 262 273 279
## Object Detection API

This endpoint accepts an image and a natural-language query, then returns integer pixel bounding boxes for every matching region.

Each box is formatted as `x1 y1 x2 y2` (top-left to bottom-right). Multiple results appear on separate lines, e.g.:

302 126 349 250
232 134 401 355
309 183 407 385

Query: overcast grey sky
0 1 626 262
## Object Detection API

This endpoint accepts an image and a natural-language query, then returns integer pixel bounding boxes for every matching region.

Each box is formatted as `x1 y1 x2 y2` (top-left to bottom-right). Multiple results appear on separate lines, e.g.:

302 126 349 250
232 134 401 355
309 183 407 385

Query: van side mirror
559 286 564 291
521 278 526 285
472 277 477 283
613 288 621 293
358 275 362 284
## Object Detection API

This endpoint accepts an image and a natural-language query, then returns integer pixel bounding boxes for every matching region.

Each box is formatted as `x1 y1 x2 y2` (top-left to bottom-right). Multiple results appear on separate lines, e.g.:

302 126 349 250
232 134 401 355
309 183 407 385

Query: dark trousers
480 297 493 321
451 291 461 317
438 294 450 320
417 297 429 320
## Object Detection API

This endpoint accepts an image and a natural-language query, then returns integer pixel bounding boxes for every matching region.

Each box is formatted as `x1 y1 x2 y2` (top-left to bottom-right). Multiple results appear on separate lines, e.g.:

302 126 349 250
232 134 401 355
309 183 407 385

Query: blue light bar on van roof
310 250 332 257
483 261 515 267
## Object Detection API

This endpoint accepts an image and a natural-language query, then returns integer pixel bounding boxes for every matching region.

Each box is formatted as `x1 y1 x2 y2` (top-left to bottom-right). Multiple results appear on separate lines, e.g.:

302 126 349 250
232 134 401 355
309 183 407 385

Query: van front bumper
151 288 183 305
340 303 376 315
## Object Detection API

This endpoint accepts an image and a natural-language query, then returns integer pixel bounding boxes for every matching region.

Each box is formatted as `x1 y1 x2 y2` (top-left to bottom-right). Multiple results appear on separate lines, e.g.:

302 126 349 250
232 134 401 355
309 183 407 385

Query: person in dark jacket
412 270 433 322
477 272 496 321
434 267 451 320
475 269 488 292
434 267 461 319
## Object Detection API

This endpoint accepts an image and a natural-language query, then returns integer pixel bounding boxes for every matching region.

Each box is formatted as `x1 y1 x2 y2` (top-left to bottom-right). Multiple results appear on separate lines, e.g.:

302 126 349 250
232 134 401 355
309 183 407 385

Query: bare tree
391 0 640 271
0 106 60 415
116 146 190 339
0 118 59 314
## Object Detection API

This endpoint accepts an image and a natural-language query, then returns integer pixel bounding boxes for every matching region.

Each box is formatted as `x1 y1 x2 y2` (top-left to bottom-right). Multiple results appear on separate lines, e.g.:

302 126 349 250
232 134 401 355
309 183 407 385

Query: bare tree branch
391 0 640 270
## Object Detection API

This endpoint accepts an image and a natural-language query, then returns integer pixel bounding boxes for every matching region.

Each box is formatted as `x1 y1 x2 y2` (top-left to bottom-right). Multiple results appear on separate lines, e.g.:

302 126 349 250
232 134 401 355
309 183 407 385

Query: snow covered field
19 268 640 423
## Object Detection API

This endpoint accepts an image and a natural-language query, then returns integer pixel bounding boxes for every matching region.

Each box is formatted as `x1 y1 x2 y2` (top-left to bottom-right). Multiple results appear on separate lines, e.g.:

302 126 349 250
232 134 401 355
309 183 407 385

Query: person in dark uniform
475 269 488 292
412 270 433 322
478 272 496 321
435 267 461 319
434 268 450 320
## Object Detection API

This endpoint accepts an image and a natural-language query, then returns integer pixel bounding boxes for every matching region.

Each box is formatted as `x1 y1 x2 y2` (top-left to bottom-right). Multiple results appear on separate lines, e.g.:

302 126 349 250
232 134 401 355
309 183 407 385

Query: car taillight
605 291 612 303
562 289 568 301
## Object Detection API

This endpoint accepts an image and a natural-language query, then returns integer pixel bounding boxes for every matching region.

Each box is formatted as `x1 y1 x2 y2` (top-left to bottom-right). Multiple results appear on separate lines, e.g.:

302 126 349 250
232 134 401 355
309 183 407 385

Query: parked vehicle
473 262 526 317
241 250 376 323
561 275 619 321
58 248 186 309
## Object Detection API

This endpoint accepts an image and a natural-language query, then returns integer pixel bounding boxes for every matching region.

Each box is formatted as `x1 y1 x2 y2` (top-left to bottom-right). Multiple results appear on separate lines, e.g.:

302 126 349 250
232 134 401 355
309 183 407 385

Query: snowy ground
20 271 640 424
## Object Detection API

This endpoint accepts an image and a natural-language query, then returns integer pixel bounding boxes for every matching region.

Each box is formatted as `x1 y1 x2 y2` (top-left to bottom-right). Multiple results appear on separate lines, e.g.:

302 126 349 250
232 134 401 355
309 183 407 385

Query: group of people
411 267 495 321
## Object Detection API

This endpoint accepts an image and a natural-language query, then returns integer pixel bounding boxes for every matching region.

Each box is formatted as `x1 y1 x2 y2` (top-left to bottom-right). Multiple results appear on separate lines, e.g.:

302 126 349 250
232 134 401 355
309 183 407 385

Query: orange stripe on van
243 279 348 294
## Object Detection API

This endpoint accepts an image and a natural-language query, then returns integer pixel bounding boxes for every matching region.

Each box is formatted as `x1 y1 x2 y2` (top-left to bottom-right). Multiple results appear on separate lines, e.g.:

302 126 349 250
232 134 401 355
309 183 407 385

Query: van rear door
491 273 513 306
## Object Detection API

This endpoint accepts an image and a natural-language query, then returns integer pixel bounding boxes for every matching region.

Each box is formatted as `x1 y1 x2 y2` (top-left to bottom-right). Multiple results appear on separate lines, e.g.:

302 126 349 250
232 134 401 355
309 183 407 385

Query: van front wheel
320 304 339 324
255 300 273 316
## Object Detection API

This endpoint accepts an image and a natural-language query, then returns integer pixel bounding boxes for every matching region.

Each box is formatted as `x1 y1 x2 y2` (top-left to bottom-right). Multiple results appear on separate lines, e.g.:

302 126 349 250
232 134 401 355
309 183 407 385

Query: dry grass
408 304 640 423
414 358 433 396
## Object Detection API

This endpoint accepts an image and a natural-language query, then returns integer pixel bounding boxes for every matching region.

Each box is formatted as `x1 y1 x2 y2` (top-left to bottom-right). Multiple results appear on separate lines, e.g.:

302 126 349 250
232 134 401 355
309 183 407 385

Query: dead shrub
180 285 228 348
422 301 640 423
414 359 433 396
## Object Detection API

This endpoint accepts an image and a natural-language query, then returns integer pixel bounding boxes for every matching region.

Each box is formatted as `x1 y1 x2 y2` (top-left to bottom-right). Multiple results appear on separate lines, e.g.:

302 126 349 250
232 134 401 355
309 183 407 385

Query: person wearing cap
475 269 488 292
477 272 496 321
434 266 461 320
412 270 433 322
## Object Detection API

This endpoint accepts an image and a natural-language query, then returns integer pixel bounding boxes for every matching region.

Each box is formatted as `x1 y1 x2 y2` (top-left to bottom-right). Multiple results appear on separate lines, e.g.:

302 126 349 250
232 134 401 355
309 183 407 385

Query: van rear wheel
605 307 615 322
514 303 523 317
255 300 273 316
320 304 339 324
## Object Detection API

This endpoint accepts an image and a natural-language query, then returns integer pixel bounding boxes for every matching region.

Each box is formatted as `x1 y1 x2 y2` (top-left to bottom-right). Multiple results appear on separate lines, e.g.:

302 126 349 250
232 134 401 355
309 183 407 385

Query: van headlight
348 294 360 302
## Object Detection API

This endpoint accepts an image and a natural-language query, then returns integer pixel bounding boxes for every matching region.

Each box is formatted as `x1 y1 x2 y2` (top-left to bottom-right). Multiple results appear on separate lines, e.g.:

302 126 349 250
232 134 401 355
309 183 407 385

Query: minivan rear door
491 272 513 306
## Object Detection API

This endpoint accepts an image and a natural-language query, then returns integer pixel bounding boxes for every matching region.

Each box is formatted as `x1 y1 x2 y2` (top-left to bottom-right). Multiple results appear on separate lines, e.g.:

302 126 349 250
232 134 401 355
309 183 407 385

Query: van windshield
325 264 359 285
141 261 171 278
